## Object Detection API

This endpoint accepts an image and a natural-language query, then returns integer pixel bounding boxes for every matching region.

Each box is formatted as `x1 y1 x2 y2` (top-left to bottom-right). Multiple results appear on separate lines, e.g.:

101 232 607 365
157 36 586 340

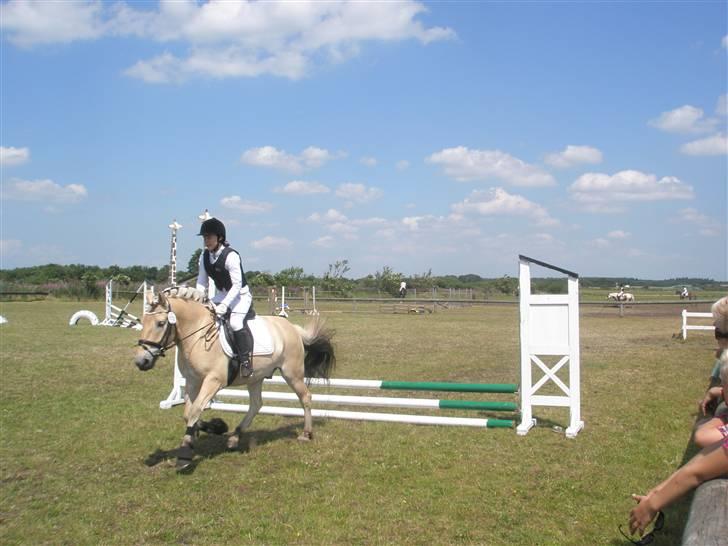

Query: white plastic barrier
69 310 99 326
681 310 714 340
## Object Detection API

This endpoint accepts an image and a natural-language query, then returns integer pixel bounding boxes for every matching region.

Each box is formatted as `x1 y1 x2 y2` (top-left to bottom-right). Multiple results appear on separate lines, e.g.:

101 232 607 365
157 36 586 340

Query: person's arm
196 253 208 294
629 442 728 535
219 252 243 309
700 386 724 415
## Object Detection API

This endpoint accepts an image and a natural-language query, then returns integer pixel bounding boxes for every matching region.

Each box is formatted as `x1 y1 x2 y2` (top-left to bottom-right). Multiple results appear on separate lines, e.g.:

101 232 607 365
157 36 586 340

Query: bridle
137 309 177 360
137 302 216 361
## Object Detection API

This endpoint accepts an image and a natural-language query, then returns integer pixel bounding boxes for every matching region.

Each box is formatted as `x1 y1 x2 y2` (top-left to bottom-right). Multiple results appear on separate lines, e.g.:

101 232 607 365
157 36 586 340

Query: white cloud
648 105 717 134
0 0 107 47
360 156 377 167
251 235 292 249
311 235 335 248
274 180 330 194
335 183 383 203
569 170 694 212
396 160 410 171
308 209 348 223
0 239 22 256
544 145 603 169
675 208 722 237
680 133 728 156
351 217 388 227
591 238 611 249
723 35 728 48
402 216 427 231
2 178 87 203
327 222 358 238
427 146 555 187
240 145 334 172
607 230 630 239
450 187 558 226
0 146 30 166
2 1 454 82
220 195 273 213
717 94 728 116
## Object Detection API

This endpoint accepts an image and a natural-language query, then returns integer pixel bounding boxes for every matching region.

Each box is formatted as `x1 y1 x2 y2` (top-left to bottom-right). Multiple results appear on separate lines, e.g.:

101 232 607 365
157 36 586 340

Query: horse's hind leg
284 375 314 441
227 380 263 450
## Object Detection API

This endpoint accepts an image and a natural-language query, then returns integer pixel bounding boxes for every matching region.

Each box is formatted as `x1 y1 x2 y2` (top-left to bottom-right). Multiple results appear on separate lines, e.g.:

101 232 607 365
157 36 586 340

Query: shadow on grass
143 422 319 473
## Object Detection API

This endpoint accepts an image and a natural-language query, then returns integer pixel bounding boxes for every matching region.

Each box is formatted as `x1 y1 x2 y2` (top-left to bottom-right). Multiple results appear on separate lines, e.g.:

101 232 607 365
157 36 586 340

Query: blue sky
1 0 726 280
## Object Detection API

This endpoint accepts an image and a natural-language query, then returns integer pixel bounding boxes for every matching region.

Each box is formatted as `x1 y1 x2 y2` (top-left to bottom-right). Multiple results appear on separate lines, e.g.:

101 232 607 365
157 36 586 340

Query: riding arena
2 246 725 544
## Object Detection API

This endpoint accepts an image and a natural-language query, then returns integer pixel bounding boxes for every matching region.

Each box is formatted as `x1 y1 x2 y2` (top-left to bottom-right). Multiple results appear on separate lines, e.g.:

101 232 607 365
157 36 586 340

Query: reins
137 304 216 358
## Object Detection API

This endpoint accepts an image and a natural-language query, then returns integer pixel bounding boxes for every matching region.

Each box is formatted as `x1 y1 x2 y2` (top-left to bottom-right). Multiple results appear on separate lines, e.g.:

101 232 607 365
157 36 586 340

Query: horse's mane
712 296 728 332
162 286 208 303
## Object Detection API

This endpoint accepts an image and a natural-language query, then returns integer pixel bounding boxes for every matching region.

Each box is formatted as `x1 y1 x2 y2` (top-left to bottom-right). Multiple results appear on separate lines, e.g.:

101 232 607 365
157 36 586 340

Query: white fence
681 310 714 340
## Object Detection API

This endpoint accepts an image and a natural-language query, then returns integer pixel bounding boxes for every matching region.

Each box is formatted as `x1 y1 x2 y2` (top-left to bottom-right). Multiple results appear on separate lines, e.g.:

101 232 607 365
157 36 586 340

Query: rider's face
203 234 220 251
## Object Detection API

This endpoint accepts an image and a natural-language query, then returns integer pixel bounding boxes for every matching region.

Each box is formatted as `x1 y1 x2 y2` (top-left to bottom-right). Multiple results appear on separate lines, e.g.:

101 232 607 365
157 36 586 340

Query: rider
681 286 689 298
196 218 253 377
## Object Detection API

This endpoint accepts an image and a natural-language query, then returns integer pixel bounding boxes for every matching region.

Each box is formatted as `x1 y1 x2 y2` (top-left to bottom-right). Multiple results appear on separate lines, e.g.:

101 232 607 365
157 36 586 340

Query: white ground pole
681 310 714 340
516 255 583 439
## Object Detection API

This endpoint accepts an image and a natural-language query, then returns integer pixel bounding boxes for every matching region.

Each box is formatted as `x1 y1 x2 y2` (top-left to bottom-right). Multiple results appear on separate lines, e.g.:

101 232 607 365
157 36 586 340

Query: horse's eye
157 320 166 328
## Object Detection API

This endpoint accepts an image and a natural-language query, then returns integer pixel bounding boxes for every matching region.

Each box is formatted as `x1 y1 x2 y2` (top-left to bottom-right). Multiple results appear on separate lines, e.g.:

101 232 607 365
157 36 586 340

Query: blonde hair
712 296 728 333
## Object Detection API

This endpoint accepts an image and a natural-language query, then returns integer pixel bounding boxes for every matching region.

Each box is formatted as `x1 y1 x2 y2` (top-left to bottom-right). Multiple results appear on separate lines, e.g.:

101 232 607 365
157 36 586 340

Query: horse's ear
157 291 169 309
145 290 155 307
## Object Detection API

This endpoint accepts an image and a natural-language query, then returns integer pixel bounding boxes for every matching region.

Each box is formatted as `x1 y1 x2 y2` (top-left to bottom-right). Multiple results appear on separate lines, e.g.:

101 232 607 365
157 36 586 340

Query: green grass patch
0 300 716 544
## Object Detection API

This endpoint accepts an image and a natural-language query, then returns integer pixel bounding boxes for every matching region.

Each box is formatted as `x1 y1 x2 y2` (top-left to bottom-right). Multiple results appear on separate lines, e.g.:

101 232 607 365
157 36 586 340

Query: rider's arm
196 252 209 294
219 252 244 309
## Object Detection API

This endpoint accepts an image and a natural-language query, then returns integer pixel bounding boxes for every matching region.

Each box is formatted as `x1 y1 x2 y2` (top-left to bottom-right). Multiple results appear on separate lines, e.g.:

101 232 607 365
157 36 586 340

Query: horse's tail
295 318 336 379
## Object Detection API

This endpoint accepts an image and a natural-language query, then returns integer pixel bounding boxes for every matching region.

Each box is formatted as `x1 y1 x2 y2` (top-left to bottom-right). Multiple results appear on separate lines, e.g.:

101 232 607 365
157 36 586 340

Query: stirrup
239 357 253 378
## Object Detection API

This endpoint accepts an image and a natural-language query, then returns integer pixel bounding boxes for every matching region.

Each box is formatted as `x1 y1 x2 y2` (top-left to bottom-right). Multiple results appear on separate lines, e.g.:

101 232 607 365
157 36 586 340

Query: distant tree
409 269 435 290
493 275 518 295
187 248 202 275
274 267 306 287
374 265 404 297
321 260 353 296
248 271 275 287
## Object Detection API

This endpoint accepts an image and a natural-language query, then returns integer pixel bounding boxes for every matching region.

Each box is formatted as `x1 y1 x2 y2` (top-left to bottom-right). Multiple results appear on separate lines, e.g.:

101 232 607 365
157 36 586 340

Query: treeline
0 260 721 301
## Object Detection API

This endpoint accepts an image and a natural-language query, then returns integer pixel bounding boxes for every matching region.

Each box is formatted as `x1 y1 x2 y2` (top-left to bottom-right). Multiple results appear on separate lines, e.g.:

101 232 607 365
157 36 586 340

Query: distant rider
196 218 253 377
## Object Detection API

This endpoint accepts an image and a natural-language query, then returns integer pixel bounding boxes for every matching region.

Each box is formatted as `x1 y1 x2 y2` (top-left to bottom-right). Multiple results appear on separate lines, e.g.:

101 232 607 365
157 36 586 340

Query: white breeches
212 290 252 331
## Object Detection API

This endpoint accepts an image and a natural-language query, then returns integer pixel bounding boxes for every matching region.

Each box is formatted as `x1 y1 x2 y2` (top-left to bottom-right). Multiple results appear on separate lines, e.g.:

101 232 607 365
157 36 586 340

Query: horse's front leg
227 380 263 450
176 376 223 472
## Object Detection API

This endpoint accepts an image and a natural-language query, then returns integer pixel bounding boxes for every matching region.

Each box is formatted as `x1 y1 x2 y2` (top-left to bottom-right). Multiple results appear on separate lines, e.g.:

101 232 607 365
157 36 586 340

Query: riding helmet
198 218 226 242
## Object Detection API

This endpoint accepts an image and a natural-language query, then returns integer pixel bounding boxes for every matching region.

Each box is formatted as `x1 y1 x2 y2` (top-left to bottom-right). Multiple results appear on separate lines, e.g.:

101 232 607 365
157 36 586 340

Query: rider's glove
214 303 228 317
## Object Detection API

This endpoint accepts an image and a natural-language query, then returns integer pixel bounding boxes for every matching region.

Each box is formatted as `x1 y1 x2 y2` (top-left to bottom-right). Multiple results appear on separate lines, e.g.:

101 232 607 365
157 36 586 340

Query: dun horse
133 287 335 471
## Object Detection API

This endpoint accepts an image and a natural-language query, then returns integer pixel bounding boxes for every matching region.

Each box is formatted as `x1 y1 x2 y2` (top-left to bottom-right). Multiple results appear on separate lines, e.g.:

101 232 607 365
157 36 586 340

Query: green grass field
0 298 719 545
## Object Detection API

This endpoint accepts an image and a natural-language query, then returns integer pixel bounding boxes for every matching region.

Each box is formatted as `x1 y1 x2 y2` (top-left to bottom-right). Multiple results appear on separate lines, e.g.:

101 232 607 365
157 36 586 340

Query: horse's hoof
176 457 194 473
297 432 312 442
226 435 240 450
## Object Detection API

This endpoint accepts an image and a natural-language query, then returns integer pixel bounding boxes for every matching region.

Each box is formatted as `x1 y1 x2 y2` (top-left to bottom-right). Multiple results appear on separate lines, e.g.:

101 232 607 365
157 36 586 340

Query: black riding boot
232 328 253 378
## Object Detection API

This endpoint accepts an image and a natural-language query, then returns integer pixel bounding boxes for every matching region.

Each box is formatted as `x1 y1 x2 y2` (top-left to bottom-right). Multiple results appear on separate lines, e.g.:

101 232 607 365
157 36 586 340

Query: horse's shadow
143 422 310 473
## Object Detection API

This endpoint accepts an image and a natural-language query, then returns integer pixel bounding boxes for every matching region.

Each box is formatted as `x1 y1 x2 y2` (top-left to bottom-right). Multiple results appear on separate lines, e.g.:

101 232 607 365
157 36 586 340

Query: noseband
137 309 177 359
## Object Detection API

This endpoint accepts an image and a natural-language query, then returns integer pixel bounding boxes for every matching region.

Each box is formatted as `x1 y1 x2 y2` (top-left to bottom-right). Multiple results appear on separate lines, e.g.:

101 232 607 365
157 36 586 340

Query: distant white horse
607 292 635 302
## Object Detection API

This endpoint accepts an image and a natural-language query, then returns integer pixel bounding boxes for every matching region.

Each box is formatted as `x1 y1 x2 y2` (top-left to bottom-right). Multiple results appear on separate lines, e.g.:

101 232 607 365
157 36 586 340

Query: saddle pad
218 317 275 358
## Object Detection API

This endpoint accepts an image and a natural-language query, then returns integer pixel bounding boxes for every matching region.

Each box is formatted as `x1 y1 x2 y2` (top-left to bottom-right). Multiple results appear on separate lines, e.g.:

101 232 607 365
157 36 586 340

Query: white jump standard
516 255 583 438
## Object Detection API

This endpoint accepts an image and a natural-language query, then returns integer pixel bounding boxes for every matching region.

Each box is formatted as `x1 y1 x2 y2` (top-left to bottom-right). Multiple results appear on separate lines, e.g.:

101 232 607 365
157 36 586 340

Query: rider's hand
215 303 228 317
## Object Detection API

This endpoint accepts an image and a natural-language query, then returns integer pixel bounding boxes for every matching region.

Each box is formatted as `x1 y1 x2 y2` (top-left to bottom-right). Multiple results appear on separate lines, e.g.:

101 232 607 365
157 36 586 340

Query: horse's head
134 291 177 371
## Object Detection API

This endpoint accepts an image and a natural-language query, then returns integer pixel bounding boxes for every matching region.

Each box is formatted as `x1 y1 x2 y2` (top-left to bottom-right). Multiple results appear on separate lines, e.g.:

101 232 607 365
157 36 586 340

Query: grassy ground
0 298 719 545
